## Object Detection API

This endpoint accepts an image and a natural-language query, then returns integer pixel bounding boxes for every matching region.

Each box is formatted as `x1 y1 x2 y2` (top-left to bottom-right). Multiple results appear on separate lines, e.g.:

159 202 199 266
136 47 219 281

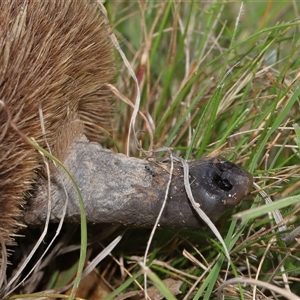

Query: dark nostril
213 175 232 191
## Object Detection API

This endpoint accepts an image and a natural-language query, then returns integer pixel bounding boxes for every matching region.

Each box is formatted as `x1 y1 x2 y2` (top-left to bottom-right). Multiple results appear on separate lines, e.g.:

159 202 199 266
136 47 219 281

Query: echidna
0 0 115 245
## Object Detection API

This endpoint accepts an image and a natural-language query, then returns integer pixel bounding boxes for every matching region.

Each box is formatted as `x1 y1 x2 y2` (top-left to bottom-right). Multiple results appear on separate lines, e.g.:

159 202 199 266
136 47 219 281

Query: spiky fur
0 0 115 245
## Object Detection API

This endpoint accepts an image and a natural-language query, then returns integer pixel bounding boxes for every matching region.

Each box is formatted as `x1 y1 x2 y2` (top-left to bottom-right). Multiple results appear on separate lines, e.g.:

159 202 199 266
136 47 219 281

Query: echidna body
0 1 115 245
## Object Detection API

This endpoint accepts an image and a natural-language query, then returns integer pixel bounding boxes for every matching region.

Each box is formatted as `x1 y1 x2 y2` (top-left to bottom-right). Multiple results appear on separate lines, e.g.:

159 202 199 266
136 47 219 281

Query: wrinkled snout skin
188 158 253 222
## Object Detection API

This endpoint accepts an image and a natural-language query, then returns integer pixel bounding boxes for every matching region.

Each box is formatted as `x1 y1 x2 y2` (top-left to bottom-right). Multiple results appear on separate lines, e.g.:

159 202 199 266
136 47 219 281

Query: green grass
104 1 300 299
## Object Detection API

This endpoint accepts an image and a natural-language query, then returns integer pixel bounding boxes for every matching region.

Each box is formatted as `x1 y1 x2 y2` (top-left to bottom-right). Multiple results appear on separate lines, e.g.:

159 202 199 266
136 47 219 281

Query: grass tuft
105 2 300 299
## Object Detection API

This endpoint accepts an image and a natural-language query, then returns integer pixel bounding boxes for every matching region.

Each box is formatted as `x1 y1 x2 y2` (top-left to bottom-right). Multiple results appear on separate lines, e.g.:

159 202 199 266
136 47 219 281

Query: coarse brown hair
0 0 115 245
